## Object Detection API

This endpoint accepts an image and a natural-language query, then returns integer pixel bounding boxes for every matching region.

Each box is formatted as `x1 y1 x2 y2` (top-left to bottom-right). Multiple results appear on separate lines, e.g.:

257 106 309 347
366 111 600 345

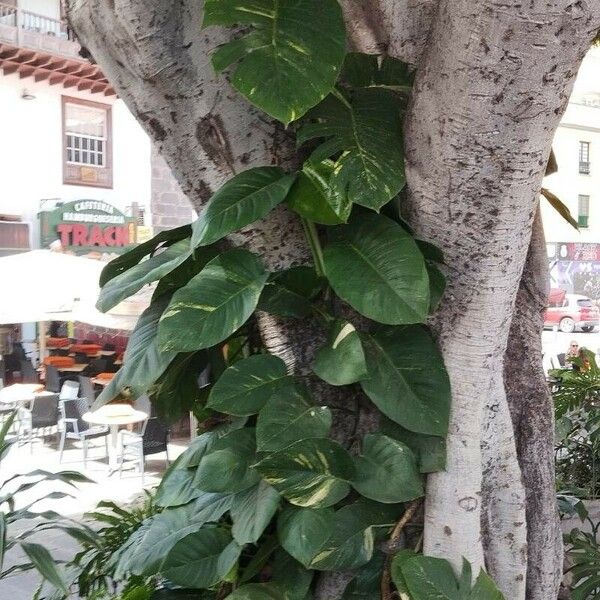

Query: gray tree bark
403 1 600 598
65 1 600 598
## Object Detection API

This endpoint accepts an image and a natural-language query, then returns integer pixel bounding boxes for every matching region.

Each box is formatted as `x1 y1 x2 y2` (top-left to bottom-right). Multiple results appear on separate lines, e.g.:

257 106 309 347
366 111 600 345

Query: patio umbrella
0 250 149 330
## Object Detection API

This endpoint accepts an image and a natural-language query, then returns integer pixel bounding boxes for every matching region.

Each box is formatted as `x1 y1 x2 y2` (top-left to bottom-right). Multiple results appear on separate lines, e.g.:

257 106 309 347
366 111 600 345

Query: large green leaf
297 89 405 211
342 553 386 600
207 354 290 416
380 417 446 474
226 584 288 600
323 214 430 324
230 480 280 544
161 529 241 589
271 550 313 599
158 249 268 352
312 320 368 386
194 428 260 493
204 0 346 124
352 433 423 503
96 298 177 407
100 224 192 286
192 168 296 247
97 239 192 312
278 499 401 571
360 326 451 437
256 383 332 452
155 433 219 507
20 541 68 593
258 266 324 318
114 495 232 578
151 352 209 423
286 161 351 225
0 512 5 574
254 438 354 508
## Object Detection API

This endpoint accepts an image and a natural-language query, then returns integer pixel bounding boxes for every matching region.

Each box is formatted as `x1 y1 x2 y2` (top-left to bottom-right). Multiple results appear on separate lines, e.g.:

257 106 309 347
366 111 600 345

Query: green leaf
312 320 368 385
352 433 423 503
342 552 386 599
194 428 260 493
390 550 417 596
155 433 219 507
286 161 351 225
470 569 504 599
360 326 451 437
416 239 444 264
19 541 68 593
226 584 288 600
323 214 430 325
151 352 209 423
298 89 405 211
278 500 401 571
239 537 279 584
339 53 414 91
203 0 346 124
256 383 332 452
0 512 5 573
271 550 313 599
97 239 192 312
99 224 192 287
158 249 268 352
541 187 579 231
427 263 446 311
380 417 446 474
96 298 178 407
230 480 280 544
162 529 241 589
258 266 324 318
114 495 233 578
191 168 296 247
207 354 290 416
254 438 354 507
398 555 461 600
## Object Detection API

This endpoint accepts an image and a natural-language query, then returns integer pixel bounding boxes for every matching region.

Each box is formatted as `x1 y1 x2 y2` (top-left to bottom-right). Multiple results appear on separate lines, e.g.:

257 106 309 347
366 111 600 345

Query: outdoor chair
58 397 108 467
78 376 97 406
59 380 80 401
74 352 89 364
102 343 116 351
83 358 107 378
45 365 62 392
20 360 39 384
118 417 169 484
18 393 60 452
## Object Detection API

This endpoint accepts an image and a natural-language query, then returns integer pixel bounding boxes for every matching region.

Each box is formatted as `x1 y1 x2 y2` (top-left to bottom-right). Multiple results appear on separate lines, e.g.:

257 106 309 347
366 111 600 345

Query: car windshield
577 299 593 307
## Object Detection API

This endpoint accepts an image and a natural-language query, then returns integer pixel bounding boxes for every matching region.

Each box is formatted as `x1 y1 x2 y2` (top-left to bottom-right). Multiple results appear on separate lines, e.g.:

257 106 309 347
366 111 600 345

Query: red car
544 289 599 333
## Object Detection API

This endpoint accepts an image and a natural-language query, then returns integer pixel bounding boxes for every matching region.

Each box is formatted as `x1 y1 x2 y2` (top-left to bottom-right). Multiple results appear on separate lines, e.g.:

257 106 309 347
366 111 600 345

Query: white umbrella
0 250 149 330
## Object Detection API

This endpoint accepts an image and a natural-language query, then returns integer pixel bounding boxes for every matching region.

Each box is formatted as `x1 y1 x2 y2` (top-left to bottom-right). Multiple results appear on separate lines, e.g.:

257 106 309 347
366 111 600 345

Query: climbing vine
94 1 505 598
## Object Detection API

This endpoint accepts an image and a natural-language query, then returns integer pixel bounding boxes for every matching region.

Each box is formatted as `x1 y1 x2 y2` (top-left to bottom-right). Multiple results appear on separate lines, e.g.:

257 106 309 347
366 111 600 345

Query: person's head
568 340 579 354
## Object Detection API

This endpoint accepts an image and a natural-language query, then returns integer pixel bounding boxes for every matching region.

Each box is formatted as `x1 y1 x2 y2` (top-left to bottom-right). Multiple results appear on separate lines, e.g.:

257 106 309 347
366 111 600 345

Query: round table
83 405 147 471
0 384 46 405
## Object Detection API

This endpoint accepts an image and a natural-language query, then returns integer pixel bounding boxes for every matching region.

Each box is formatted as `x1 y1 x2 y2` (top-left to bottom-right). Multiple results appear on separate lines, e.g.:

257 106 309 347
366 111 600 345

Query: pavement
0 431 189 599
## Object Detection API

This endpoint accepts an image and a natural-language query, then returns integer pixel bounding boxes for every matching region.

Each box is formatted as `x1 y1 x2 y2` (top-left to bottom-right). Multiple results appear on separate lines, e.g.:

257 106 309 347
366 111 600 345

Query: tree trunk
504 210 563 600
403 1 599 597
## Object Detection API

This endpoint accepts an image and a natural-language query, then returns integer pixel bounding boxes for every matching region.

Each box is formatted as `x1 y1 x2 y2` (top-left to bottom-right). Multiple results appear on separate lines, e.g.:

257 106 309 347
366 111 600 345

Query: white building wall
0 72 152 248
542 47 600 244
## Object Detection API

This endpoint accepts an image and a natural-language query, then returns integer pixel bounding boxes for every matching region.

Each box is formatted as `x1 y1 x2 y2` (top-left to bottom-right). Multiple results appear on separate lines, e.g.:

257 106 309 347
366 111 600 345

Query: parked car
544 290 600 333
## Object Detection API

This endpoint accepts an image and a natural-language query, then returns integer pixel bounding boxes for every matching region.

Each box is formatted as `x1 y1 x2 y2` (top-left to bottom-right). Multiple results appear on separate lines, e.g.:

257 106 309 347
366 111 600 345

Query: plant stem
301 218 326 278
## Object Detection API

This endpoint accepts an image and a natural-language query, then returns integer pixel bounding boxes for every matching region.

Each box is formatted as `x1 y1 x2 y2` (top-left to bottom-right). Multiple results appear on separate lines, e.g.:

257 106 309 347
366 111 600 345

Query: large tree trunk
403 1 599 597
66 1 600 598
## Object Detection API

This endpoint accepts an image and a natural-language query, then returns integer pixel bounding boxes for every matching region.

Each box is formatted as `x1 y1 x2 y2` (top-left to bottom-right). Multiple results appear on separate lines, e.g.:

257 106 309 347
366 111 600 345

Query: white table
83 405 147 471
0 384 46 405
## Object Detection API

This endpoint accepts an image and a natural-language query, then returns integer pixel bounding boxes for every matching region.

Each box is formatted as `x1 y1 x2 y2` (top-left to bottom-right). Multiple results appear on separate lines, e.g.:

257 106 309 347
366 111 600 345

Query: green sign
39 200 137 255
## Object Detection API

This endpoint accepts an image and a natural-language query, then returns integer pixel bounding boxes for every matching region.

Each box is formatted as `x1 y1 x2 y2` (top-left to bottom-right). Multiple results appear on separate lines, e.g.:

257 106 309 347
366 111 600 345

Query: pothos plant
92 1 505 598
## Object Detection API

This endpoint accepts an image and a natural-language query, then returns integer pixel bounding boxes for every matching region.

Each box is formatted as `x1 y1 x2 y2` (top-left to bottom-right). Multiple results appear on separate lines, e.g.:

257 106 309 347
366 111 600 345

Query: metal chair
58 397 108 467
83 358 107 378
59 380 80 401
20 360 39 384
118 418 169 483
78 376 97 407
18 393 60 452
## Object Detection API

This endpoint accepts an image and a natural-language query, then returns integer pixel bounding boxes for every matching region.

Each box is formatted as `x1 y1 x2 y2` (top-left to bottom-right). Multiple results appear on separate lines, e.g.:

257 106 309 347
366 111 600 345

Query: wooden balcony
0 2 81 59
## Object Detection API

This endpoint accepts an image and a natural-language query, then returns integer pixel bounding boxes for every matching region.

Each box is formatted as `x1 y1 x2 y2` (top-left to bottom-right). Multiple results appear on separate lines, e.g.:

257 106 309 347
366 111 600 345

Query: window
578 194 590 228
579 141 590 174
62 97 112 188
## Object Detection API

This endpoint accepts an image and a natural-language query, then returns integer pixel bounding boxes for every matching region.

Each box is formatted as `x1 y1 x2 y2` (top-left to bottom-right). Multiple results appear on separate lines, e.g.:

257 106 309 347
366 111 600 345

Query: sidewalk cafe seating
59 397 109 467
18 393 60 452
20 360 39 384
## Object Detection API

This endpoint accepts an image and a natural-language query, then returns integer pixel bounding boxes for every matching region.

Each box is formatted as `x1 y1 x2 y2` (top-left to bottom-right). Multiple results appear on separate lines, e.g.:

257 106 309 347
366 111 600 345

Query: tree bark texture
65 1 600 598
504 211 563 600
403 1 600 598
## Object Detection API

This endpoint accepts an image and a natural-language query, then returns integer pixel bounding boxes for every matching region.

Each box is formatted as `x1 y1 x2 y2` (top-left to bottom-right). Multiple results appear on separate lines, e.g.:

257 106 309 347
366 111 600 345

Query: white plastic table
0 384 46 405
83 405 147 471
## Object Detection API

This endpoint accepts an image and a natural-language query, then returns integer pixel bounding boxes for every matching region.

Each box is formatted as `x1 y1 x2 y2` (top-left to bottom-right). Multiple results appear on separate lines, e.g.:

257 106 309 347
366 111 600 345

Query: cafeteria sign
39 200 137 254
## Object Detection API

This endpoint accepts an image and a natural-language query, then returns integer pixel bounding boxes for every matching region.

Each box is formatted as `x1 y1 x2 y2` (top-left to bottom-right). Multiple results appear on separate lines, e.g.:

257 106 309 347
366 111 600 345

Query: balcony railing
0 2 80 58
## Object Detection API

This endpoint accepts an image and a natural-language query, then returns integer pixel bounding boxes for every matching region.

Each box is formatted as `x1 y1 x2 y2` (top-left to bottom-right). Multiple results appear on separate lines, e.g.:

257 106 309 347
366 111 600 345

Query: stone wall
150 146 194 231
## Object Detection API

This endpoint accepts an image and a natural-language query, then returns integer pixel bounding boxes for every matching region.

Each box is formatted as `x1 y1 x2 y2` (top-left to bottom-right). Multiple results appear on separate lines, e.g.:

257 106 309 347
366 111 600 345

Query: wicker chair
118 418 169 483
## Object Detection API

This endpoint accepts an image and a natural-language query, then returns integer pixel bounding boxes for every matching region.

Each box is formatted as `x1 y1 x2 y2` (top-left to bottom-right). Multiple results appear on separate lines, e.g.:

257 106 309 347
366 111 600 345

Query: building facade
0 0 192 257
541 47 600 303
